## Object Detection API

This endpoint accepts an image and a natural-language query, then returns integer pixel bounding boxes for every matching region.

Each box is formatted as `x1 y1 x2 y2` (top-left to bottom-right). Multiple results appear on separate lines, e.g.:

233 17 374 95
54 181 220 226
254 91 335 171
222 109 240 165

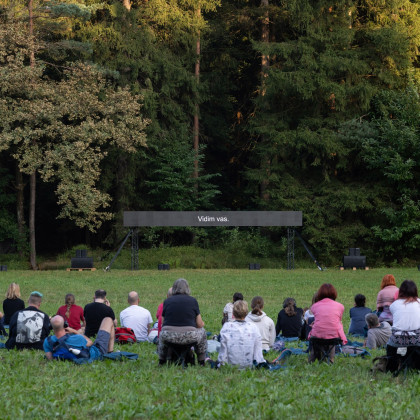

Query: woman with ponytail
275 298 304 338
56 294 85 331
245 296 275 350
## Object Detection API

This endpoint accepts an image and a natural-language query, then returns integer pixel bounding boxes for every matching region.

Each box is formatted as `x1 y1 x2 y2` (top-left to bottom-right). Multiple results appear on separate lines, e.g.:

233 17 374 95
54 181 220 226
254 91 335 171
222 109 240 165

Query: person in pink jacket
376 274 399 325
308 283 347 364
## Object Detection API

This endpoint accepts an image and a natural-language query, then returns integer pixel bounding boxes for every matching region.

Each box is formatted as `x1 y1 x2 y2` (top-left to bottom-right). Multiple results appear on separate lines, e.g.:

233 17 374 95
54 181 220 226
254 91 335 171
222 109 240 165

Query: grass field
0 268 419 419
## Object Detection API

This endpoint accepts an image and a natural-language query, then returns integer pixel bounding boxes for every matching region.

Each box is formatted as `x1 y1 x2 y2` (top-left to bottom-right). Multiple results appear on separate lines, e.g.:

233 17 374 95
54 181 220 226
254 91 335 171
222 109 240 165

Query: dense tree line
0 0 419 267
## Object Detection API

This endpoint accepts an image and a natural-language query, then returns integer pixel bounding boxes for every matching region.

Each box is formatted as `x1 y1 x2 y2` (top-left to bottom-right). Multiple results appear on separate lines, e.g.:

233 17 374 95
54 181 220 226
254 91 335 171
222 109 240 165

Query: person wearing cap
6 291 51 350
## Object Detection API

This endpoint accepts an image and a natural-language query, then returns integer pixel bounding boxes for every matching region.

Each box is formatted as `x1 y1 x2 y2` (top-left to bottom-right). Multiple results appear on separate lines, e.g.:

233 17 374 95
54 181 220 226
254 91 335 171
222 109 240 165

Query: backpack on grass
115 327 136 344
47 334 90 361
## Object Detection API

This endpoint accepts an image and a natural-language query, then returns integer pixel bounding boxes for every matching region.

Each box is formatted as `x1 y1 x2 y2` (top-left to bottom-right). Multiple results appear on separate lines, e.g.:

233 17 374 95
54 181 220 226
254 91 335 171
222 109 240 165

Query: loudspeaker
249 263 261 270
158 264 170 270
71 257 93 269
0 265 7 271
348 248 361 256
76 249 88 258
343 256 366 269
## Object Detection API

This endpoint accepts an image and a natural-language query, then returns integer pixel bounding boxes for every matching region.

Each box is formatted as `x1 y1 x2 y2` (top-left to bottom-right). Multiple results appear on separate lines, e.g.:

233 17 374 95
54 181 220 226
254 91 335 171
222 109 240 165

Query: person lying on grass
44 315 115 361
217 300 265 369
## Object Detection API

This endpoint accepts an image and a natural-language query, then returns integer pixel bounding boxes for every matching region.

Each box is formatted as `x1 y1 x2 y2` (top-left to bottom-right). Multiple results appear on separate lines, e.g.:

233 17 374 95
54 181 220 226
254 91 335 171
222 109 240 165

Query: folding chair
166 343 196 368
309 337 342 364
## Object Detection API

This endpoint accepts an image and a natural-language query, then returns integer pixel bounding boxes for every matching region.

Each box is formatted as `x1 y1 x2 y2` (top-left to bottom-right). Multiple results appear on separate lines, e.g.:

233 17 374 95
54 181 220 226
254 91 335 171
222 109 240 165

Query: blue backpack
47 334 90 361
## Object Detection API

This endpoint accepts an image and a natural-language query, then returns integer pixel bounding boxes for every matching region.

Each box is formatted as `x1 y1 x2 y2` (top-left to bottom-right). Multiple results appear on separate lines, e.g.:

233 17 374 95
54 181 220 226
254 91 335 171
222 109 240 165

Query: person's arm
196 314 205 329
217 330 228 365
269 319 276 347
253 330 265 364
275 312 281 336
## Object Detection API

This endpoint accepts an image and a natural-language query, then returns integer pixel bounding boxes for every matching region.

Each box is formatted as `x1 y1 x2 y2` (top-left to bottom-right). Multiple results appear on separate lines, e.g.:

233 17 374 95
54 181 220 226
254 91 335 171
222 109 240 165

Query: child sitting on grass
348 294 371 336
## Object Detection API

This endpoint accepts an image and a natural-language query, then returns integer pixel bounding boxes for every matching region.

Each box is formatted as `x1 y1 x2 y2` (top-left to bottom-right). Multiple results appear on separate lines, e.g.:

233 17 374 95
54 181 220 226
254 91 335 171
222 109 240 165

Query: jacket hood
246 312 266 322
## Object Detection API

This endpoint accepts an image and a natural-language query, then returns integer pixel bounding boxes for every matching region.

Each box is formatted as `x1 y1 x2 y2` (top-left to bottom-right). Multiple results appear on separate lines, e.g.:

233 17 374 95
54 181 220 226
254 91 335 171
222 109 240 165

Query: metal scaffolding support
131 228 139 270
287 227 295 270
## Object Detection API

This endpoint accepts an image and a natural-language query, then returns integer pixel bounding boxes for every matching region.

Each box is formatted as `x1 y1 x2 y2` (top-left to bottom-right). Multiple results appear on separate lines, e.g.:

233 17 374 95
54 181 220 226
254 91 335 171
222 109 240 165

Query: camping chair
166 343 196 368
392 346 420 377
309 337 342 364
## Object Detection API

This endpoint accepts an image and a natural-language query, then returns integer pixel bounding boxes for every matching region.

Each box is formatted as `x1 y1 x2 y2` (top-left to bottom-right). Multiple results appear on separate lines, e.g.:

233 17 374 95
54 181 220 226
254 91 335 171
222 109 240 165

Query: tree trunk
15 164 26 257
193 8 201 184
28 0 38 269
260 0 270 201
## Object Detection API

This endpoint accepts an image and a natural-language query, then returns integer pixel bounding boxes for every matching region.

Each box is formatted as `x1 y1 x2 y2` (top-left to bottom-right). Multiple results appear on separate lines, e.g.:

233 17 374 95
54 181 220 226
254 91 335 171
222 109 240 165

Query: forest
0 0 419 269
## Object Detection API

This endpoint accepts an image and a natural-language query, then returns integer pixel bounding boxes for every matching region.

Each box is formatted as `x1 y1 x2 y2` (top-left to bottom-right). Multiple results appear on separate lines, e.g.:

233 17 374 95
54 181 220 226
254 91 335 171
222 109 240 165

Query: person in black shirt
3 282 25 326
158 278 207 365
6 291 51 350
84 289 116 337
276 297 304 338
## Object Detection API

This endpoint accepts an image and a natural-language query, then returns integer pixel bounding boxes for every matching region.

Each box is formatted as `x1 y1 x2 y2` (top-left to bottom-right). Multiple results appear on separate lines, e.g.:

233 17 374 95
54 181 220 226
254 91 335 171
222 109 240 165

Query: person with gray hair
364 313 391 349
119 291 153 342
158 279 207 365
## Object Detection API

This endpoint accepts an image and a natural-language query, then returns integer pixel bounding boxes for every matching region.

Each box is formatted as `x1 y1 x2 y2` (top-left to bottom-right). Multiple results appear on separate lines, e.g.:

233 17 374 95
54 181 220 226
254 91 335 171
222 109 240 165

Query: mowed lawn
0 268 419 419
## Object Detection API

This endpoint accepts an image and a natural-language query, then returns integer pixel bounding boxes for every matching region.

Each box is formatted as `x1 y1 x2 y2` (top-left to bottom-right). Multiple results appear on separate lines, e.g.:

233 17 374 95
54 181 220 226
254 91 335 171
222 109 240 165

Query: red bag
115 327 136 344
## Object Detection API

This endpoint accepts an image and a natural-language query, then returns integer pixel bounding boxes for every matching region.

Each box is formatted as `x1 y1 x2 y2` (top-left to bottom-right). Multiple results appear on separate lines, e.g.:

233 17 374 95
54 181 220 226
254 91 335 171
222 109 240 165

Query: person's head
28 291 43 308
232 292 243 303
251 296 264 316
283 297 297 316
380 274 396 290
172 278 190 296
6 283 21 299
128 291 139 305
65 293 75 318
95 289 107 300
233 300 248 320
316 284 337 301
365 313 380 329
354 294 366 307
50 315 65 333
167 287 173 298
398 280 418 303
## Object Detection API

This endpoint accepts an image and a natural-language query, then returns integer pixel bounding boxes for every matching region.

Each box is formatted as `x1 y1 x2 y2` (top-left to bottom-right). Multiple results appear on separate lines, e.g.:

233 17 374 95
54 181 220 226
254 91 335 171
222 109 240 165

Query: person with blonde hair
56 294 85 331
245 296 275 350
3 283 25 326
217 300 265 368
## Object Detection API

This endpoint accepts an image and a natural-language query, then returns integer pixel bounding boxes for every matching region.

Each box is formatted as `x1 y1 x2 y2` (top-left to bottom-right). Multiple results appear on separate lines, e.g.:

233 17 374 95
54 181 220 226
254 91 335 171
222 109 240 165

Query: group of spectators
1 274 419 370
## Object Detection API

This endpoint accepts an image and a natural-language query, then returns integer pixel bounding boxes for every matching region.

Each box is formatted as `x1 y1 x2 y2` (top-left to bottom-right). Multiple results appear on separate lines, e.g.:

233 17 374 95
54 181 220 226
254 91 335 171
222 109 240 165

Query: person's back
348 294 371 336
245 296 275 350
276 298 303 338
218 300 265 368
366 321 391 349
56 294 85 330
120 291 153 342
3 282 25 325
84 290 115 338
6 291 50 350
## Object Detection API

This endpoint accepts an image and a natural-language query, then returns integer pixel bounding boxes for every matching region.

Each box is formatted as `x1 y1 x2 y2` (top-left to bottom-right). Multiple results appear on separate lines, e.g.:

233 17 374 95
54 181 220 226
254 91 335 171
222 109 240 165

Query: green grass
0 268 419 419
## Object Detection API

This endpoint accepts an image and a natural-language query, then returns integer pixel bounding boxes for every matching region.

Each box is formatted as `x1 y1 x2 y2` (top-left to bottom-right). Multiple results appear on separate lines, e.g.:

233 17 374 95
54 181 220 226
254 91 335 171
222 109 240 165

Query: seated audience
3 282 25 326
6 291 51 350
218 300 265 368
386 280 420 371
84 289 116 338
56 293 85 331
44 315 114 361
376 274 399 325
303 293 317 340
364 313 391 349
158 278 207 365
308 283 347 364
156 287 172 337
245 296 275 350
348 294 371 336
276 298 304 338
223 292 243 324
120 291 153 342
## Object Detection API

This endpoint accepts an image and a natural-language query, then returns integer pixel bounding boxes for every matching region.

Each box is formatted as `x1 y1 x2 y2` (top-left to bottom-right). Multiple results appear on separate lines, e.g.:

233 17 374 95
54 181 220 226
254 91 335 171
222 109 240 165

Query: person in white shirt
120 291 153 342
386 280 420 372
218 300 265 368
245 296 276 350
222 292 243 324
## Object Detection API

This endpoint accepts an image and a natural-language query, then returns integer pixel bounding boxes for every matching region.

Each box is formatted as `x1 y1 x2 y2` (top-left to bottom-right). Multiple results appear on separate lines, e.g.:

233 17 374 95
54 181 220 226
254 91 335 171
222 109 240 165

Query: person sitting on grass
308 283 347 364
3 282 25 327
84 289 117 338
364 313 391 349
275 298 304 338
245 296 275 350
44 315 115 361
376 274 399 325
222 292 243 324
56 293 85 332
217 300 265 369
6 291 51 351
348 294 371 336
